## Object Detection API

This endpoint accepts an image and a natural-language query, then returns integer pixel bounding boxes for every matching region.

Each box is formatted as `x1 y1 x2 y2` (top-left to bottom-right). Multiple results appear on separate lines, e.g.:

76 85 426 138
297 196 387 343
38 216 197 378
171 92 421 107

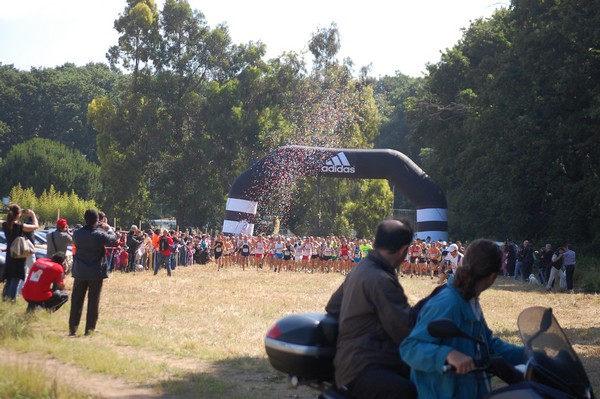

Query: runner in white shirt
301 237 313 273
254 235 266 269
441 243 463 284
272 235 285 272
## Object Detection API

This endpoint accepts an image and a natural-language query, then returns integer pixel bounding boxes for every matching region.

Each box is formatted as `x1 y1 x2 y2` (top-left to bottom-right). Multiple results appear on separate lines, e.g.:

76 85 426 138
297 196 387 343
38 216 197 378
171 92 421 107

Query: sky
0 0 505 78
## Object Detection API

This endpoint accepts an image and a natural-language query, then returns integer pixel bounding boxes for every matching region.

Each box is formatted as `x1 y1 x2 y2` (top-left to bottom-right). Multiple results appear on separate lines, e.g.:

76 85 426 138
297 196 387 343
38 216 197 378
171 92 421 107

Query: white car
0 231 72 274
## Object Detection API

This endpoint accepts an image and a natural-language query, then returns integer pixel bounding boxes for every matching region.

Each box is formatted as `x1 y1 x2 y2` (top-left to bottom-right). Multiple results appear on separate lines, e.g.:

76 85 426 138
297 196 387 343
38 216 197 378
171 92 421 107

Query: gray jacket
72 225 118 280
46 229 73 257
326 251 412 387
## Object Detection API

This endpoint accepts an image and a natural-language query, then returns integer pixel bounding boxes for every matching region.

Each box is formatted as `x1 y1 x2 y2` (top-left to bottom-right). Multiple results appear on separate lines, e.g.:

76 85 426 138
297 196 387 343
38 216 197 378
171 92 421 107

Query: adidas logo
321 152 356 174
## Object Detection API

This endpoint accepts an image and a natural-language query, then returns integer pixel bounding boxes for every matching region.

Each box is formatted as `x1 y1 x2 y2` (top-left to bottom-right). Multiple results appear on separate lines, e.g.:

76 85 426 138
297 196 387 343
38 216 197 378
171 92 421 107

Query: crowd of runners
117 229 464 284
111 225 576 294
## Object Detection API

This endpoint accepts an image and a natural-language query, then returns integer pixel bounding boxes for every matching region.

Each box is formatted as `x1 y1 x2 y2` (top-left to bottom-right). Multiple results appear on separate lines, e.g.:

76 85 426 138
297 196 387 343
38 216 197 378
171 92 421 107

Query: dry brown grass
2 263 599 398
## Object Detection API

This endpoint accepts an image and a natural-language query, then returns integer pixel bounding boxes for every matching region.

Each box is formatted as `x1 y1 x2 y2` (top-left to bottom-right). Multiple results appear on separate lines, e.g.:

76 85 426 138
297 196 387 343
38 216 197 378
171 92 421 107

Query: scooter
264 306 595 399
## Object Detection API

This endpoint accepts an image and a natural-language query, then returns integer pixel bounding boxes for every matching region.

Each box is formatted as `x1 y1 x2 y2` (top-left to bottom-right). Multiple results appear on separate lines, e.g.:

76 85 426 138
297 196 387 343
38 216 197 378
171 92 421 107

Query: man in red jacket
22 252 69 313
154 230 173 276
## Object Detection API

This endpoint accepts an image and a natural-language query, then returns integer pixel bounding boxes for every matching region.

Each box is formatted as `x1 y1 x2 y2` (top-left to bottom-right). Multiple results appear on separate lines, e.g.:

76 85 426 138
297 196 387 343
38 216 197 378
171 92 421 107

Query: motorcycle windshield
518 306 592 398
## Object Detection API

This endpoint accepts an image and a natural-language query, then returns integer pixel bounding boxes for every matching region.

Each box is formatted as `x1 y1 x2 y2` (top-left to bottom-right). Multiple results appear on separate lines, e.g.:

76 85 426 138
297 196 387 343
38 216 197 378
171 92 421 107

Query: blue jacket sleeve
400 295 459 373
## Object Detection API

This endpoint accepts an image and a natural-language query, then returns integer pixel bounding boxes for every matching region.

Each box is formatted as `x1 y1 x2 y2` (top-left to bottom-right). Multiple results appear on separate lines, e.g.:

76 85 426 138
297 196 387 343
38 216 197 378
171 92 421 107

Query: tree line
0 0 598 246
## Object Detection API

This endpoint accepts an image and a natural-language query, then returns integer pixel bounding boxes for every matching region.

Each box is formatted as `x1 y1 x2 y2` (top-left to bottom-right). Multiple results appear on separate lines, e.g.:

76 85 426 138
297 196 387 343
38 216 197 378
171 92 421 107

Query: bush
574 254 600 293
6 184 97 226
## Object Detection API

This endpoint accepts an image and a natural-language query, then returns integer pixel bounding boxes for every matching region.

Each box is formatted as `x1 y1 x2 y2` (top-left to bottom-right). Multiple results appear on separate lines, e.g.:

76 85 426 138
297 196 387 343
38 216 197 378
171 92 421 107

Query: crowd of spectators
501 239 576 293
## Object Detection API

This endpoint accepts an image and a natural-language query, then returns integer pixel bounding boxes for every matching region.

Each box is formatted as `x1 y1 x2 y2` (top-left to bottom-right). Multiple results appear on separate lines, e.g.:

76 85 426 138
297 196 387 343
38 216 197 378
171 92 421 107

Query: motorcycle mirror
539 308 553 334
428 319 465 339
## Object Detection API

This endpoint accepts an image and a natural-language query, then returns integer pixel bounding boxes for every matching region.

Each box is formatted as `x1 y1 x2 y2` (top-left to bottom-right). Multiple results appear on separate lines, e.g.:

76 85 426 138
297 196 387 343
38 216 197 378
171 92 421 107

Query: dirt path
0 347 173 399
0 341 316 399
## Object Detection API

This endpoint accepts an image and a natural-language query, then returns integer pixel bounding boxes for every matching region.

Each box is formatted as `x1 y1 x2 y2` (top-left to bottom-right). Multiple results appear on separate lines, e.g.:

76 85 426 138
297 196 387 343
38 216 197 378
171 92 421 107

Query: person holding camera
47 218 73 258
22 252 69 313
69 209 118 336
2 205 38 302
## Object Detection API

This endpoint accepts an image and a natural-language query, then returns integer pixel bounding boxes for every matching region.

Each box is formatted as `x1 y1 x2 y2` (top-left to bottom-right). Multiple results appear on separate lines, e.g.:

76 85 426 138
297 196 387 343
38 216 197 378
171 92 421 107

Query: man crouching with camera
22 252 69 313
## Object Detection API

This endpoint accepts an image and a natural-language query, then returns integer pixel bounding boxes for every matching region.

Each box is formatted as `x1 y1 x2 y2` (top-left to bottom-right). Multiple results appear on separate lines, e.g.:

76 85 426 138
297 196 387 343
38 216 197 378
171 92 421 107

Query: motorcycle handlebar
442 356 523 384
442 364 455 373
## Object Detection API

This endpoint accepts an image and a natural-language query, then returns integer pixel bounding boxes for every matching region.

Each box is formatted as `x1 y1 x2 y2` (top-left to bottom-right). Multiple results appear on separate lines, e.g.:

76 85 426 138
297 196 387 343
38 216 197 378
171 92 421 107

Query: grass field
0 262 599 398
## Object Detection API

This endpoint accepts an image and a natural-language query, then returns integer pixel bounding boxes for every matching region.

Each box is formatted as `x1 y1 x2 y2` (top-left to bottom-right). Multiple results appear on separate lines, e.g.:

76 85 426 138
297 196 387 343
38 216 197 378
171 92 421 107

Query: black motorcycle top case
265 313 338 382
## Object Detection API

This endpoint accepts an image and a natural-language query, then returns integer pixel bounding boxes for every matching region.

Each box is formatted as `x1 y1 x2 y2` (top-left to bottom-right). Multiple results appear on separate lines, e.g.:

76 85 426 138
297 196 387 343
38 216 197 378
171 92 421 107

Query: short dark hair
51 251 66 265
84 209 99 226
373 219 414 252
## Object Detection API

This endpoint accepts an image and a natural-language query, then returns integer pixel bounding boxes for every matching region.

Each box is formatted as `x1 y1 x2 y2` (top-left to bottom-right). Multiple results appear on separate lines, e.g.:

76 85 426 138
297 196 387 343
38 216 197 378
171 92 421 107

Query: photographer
47 218 73 258
22 252 69 313
2 205 38 302
69 209 118 336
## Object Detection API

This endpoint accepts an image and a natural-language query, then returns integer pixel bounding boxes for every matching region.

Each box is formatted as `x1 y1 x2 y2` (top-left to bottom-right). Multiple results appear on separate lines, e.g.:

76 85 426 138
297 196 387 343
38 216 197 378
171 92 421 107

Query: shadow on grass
153 347 600 399
155 356 313 399
491 276 551 293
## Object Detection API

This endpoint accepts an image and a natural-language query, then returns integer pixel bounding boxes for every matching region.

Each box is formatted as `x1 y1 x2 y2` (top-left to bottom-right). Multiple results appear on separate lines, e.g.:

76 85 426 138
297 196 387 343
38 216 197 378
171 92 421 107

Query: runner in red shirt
22 252 69 313
409 240 422 277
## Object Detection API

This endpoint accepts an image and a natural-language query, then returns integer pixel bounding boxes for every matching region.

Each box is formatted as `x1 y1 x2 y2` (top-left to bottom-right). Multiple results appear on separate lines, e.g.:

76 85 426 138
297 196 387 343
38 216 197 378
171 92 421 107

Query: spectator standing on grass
539 243 554 285
505 241 516 277
126 225 143 272
154 230 173 276
22 252 69 313
563 244 576 293
46 218 72 258
2 205 39 302
151 229 160 270
546 247 564 292
170 231 179 270
118 246 129 272
69 209 118 336
517 240 534 282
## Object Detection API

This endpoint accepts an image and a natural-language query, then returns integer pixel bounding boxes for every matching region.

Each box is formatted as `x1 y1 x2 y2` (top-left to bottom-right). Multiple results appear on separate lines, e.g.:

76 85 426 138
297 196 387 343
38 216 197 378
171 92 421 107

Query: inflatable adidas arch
222 146 448 241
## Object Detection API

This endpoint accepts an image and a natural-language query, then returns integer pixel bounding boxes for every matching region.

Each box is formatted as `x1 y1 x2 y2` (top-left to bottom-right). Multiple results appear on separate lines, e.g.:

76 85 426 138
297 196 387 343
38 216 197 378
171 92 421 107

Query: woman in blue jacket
400 239 525 399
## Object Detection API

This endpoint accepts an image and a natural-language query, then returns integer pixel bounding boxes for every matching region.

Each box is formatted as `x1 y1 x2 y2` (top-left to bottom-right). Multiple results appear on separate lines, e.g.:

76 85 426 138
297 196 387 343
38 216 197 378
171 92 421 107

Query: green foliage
405 1 600 242
309 23 341 70
374 72 425 160
107 0 159 80
5 0 600 246
285 178 392 238
574 254 600 293
0 63 126 161
8 184 97 226
0 138 99 200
